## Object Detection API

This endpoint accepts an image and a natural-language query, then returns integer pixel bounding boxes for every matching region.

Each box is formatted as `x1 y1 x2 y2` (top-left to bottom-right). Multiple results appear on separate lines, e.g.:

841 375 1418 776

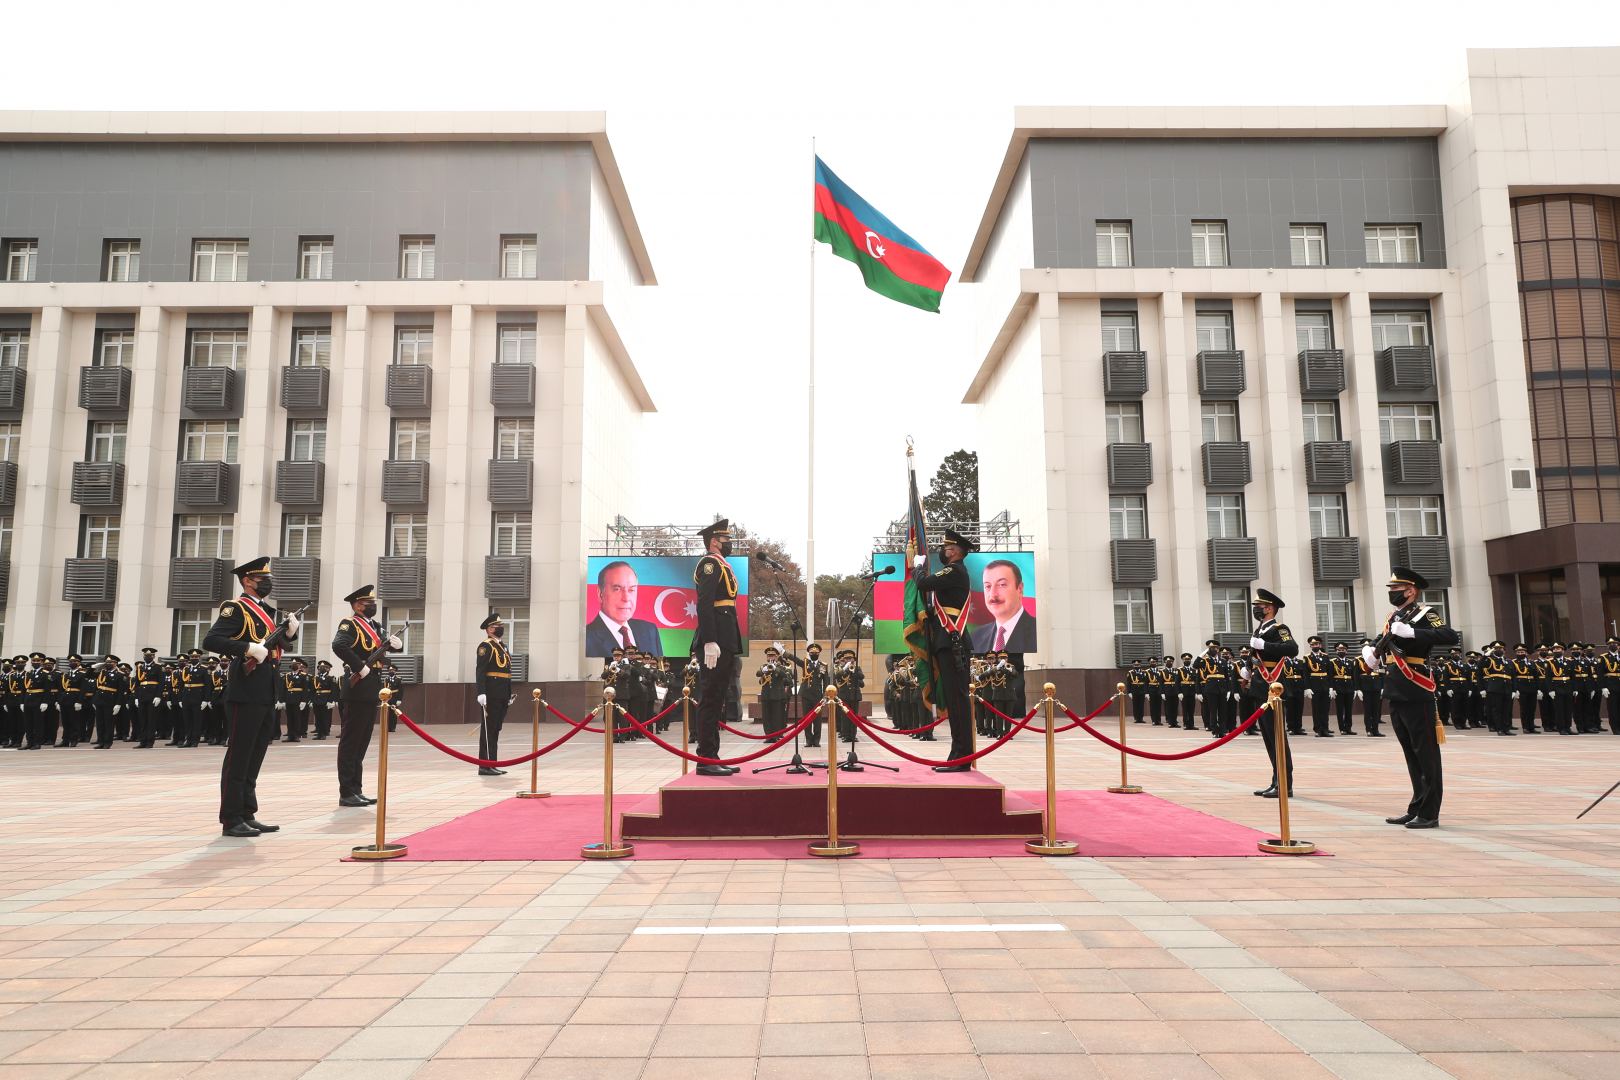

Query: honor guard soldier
4 657 24 749
758 646 791 737
206 657 228 744
0 658 12 749
1303 637 1333 737
332 585 400 806
1127 659 1149 724
1357 638 1386 737
281 659 315 742
692 519 742 777
92 655 126 749
1366 567 1459 829
833 649 865 742
475 612 513 776
785 643 829 748
131 647 162 748
911 527 978 772
1159 655 1179 729
1331 641 1358 734
1175 653 1198 731
1279 652 1306 737
1195 641 1225 735
313 661 339 739
1245 589 1299 798
1546 643 1572 733
1513 643 1542 734
22 652 52 750
1603 638 1620 734
59 654 91 746
179 650 211 748
206 556 299 838
1481 641 1516 736
1580 642 1603 732
905 657 931 740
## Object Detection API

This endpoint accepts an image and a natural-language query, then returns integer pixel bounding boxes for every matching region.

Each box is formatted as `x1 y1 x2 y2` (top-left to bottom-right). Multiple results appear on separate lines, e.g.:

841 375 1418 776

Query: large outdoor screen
870 551 1037 655
585 556 752 658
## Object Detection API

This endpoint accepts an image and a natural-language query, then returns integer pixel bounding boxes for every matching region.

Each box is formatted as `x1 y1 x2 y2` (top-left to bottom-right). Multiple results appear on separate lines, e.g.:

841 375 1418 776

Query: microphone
858 566 892 581
753 551 787 572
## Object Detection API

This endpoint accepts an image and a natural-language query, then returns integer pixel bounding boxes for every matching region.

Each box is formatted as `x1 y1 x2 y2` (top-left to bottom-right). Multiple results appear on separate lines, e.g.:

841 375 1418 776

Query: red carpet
387 789 1320 860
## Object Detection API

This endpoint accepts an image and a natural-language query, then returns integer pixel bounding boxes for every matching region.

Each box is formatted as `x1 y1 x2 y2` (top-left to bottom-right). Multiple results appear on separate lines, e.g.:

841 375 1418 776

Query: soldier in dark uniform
206 555 299 838
911 527 977 772
758 645 790 737
58 654 91 747
905 657 932 740
1176 652 1198 731
92 655 125 749
785 642 828 748
0 657 11 749
1280 652 1306 737
1127 659 1149 724
332 584 400 806
473 612 513 776
1245 588 1299 798
833 649 865 742
1330 641 1357 735
1579 642 1603 733
692 519 742 777
282 659 316 742
1513 643 1542 734
202 657 226 744
682 658 701 742
1302 637 1332 738
1357 638 1386 737
1481 640 1516 736
21 652 52 749
1195 640 1224 735
1602 638 1620 735
1160 655 1181 729
178 650 210 748
1368 566 1459 829
313 660 339 739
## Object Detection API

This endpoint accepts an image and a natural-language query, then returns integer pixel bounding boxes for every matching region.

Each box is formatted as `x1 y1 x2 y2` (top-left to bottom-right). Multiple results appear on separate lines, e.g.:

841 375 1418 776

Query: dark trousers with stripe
219 704 276 827
1391 699 1442 820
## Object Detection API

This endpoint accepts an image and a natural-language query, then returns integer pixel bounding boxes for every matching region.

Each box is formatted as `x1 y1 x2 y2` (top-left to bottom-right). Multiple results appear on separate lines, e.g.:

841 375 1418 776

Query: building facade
959 47 1620 690
0 112 654 702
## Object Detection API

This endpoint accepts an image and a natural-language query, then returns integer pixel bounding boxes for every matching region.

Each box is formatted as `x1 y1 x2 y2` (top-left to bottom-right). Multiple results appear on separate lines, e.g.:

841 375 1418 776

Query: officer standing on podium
692 518 742 777
912 527 978 773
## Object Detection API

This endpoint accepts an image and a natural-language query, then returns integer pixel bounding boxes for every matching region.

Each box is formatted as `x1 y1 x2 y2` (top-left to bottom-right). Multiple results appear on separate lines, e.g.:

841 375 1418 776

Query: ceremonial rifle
241 604 312 676
347 623 406 688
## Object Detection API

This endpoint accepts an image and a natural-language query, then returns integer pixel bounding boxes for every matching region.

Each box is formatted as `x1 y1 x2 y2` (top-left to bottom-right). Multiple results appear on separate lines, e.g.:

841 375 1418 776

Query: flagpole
806 136 817 645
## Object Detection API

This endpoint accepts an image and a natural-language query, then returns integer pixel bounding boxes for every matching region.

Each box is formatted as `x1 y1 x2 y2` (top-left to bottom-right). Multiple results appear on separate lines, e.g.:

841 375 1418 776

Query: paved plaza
2 718 1620 1080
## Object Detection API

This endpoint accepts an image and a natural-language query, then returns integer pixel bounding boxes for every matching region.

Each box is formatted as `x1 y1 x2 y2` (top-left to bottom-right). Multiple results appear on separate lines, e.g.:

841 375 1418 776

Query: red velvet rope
844 700 1042 768
982 695 1119 734
393 707 589 767
857 711 951 736
613 703 822 766
719 720 772 740
1064 700 1270 760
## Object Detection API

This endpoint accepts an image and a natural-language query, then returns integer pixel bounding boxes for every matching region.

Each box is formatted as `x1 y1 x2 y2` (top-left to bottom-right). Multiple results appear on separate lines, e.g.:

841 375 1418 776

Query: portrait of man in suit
585 560 665 657
970 558 1037 654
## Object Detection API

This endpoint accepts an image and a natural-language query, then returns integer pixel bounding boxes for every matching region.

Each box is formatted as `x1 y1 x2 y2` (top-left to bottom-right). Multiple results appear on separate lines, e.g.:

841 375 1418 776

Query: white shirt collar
598 613 634 648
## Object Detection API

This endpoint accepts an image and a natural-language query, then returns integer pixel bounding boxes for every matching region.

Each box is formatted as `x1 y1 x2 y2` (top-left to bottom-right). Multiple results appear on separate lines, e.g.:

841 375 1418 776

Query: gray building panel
0 141 594 282
1028 137 1446 270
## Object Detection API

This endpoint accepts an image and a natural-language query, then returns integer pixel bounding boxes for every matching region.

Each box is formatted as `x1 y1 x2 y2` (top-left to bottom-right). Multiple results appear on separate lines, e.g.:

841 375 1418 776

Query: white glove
1249 636 1265 650
201 701 210 710
275 702 285 710
387 635 403 650
358 665 371 680
1537 690 1544 700
912 555 926 571
1447 690 1454 698
246 642 270 663
73 703 83 712
284 614 300 636
1362 646 1379 670
112 704 121 715
477 694 487 707
774 641 784 654
1328 689 1337 701
1228 692 1238 703
1238 666 1250 681
703 642 720 669
509 695 518 706
1304 689 1313 700
1512 691 1520 700
39 702 48 712
1389 621 1415 640
1355 691 1363 702
1605 689 1611 699
298 702 307 710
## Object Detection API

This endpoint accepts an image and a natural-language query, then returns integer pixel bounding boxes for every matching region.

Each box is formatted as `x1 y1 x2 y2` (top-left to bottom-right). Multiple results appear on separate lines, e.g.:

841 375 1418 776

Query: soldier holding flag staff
911 527 978 773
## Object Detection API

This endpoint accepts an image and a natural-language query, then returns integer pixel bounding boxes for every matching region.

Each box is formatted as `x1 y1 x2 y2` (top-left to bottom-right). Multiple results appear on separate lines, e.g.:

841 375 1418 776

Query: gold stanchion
1259 682 1314 855
582 687 634 859
352 688 407 860
1026 683 1077 856
516 688 549 799
1107 681 1143 794
680 687 691 777
968 679 979 771
810 686 859 858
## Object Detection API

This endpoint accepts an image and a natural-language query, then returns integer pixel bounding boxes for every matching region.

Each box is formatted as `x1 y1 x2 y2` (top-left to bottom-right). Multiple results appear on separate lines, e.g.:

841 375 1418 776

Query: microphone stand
754 569 817 775
828 572 899 773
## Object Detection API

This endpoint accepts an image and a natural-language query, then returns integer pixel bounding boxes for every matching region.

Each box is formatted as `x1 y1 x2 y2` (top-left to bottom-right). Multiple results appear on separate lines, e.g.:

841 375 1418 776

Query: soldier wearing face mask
1303 636 1333 738
1481 641 1516 736
332 585 401 807
474 613 513 776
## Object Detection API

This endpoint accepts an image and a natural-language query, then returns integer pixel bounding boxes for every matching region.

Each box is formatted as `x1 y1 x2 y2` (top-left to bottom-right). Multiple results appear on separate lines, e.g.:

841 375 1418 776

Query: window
501 235 538 279
281 514 323 558
0 424 19 462
491 606 531 653
288 420 326 463
497 324 537 365
1195 311 1234 352
4 239 38 282
1315 587 1355 633
1365 224 1421 264
1114 587 1152 633
387 513 427 557
1109 495 1147 540
1387 495 1444 538
192 240 249 283
382 606 425 653
1211 587 1250 634
72 610 114 656
1105 403 1143 444
391 419 430 461
80 515 120 559
399 237 436 280
1206 494 1246 539
1290 224 1327 267
89 421 126 464
299 237 334 281
495 418 535 460
1308 494 1348 539
0 329 29 368
1371 311 1430 350
1295 311 1332 352
291 327 331 368
1101 313 1138 352
173 608 214 655
175 514 235 559
187 329 247 369
1419 589 1448 625
104 240 140 283
0 515 11 563
181 420 239 463
1191 221 1228 267
492 511 533 556
1300 401 1341 443
1096 222 1132 268
95 329 135 367
1201 401 1239 442
1378 403 1440 444
395 327 433 365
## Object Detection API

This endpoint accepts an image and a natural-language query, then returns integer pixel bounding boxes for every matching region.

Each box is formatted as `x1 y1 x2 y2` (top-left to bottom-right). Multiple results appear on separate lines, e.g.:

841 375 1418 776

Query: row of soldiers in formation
0 648 407 751
1129 637 1620 738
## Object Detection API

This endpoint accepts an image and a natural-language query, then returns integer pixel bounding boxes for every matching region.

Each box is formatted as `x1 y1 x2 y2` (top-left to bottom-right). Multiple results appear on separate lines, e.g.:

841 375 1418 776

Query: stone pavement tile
858 995 958 1023
372 997 485 1028
1066 1020 1194 1055
76 1066 202 1080
217 1026 359 1061
469 997 581 1025
7 1029 149 1065
641 1059 757 1080
433 1024 559 1059
673 971 766 998
569 996 672 1025
770 971 859 996
299 1062 423 1080
758 1022 868 1057
1137 993 1253 1021
413 1060 536 1080
1227 992 1350 1021
980 1054 1103 1080
964 1021 1084 1055
1366 1018 1516 1053
521 1057 645 1080
542 1024 659 1058
0 1065 92 1080
502 972 600 997
1024 969 1133 995
1090 1054 1222 1080
1420 1052 1576 1080
868 1055 988 1080
1043 993 1156 1021
110 1027 254 1062
951 992 1059 1022
1512 990 1620 1016
407 973 515 999
1323 991 1462 1020
1310 1053 1455 1080
323 1023 460 1061
1169 1020 1300 1054
649 1023 762 1058
0 1004 115 1031
855 971 950 995
186 1062 311 1080
276 998 395 1028
754 1055 872 1080
1268 1020 1409 1054
1492 1017 1620 1052
765 995 861 1024
1201 1053 1338 1080
1284 967 1399 992
863 1021 974 1055
1529 1051 1620 1080
853 951 936 971
1111 970 1217 994
77 1001 211 1031
666 996 764 1024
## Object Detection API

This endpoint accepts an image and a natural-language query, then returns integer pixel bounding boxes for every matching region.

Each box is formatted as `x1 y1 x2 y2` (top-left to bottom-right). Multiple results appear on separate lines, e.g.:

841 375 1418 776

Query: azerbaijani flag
814 156 950 313
902 458 935 711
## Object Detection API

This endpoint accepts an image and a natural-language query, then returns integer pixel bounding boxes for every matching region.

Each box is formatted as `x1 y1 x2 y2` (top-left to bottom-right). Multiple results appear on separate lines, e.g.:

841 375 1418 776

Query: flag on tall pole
814 156 950 313
903 443 935 711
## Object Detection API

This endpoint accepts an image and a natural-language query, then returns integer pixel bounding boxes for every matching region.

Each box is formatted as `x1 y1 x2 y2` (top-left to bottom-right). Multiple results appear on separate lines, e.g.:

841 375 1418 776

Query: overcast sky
8 1 1614 575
